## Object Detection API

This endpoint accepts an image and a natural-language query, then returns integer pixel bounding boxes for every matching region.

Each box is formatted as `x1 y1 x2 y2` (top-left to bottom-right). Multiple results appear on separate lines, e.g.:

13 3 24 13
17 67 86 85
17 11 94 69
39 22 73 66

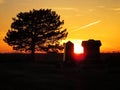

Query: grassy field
0 53 120 90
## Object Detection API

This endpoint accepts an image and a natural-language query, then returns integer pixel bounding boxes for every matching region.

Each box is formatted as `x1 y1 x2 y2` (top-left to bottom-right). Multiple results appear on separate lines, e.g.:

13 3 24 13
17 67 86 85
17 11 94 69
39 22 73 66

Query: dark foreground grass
0 53 120 90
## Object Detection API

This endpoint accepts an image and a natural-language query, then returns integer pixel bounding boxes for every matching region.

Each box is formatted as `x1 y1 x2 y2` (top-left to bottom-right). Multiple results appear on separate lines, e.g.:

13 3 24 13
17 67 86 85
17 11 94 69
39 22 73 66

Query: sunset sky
0 0 120 53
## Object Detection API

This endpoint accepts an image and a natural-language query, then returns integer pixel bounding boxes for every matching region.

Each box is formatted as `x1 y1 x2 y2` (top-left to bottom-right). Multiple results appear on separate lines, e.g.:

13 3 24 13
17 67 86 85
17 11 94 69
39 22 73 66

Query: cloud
97 6 105 8
53 7 79 12
88 9 96 12
113 8 120 11
70 20 101 32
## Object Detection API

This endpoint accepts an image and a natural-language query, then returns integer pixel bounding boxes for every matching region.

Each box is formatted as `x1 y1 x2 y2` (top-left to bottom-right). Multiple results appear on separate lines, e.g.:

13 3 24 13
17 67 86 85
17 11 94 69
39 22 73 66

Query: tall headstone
82 39 102 60
63 41 74 63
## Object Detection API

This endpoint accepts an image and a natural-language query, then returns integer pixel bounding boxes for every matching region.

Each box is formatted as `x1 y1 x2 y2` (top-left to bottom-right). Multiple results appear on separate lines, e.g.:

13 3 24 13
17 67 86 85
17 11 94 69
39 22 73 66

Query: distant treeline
0 53 120 62
0 53 63 63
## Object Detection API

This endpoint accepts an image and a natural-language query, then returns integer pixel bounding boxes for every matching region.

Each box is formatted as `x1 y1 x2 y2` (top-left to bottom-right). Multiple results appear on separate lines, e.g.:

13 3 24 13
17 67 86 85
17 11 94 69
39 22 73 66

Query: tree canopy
4 9 68 55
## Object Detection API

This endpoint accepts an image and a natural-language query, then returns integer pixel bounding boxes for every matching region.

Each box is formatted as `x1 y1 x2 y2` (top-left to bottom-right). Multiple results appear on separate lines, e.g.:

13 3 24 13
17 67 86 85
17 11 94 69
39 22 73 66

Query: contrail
71 20 101 32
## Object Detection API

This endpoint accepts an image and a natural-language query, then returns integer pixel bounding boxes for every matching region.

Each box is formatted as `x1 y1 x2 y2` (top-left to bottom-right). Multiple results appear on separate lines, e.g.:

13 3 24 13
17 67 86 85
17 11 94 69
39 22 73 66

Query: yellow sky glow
0 0 120 53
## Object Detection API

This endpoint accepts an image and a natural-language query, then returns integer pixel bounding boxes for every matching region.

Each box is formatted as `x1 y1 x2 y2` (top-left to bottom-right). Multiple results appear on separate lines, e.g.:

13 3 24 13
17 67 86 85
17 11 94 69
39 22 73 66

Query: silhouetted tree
3 9 68 56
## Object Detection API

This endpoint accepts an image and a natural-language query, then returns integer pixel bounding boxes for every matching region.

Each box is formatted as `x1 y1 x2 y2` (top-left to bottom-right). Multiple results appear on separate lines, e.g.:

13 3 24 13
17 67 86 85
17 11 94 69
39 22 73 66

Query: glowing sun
71 40 83 54
74 43 83 54
61 39 84 54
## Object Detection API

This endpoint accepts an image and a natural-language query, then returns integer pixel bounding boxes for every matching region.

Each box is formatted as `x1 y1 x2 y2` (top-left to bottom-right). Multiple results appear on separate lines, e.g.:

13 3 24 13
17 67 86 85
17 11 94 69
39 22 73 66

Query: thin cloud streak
113 8 120 11
96 6 105 8
71 20 101 33
52 7 79 12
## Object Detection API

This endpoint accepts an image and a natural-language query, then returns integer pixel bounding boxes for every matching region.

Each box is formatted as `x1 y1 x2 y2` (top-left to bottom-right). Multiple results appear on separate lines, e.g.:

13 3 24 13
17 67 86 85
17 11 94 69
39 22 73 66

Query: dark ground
0 53 120 90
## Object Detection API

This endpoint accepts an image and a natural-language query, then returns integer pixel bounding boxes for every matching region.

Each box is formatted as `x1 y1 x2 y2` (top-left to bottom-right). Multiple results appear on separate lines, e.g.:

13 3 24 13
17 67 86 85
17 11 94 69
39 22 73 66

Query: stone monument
82 39 102 60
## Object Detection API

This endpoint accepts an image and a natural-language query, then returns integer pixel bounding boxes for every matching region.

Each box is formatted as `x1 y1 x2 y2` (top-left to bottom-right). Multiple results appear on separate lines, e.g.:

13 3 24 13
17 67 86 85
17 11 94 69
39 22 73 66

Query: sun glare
74 43 83 54
71 40 83 54
61 39 84 54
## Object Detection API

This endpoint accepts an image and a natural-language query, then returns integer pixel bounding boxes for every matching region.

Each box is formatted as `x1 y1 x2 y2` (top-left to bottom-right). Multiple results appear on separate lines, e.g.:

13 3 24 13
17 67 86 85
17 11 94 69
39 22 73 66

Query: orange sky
0 0 120 53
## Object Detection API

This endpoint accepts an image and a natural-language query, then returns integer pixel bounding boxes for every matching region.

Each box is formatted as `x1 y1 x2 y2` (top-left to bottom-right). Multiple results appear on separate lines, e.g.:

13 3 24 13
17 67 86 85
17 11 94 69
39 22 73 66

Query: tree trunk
31 43 35 62
31 49 35 56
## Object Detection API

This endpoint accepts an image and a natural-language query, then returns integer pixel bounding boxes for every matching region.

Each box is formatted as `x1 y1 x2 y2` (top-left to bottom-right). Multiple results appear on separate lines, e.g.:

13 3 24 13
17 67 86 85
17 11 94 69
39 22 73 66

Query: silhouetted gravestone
63 41 74 63
82 39 102 60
